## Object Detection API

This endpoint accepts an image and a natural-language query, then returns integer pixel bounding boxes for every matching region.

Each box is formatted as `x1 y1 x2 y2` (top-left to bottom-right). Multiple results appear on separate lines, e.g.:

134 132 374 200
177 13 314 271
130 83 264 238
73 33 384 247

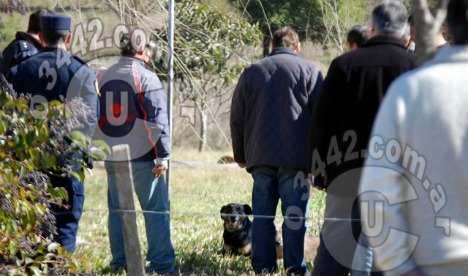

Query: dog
220 203 320 260
220 203 253 256
275 228 320 262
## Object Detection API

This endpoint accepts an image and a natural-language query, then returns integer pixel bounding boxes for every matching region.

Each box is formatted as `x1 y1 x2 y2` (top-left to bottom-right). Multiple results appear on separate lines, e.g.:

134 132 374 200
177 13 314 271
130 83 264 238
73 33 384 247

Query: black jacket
308 36 415 195
7 47 99 138
231 47 323 170
0 32 42 74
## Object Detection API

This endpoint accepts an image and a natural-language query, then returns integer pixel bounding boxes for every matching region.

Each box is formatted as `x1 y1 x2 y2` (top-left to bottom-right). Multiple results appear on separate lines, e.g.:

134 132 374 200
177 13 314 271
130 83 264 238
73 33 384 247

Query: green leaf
37 125 49 141
70 130 87 148
26 130 36 146
0 90 7 105
25 257 34 265
28 147 42 165
70 170 85 183
87 147 107 160
91 140 111 154
9 239 18 256
41 152 57 169
50 187 68 201
29 265 42 276
34 255 45 262
0 113 8 135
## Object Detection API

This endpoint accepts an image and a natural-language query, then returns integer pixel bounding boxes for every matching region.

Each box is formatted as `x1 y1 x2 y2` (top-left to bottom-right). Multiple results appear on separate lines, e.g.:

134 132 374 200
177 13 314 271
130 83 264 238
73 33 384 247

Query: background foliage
229 0 369 54
153 0 262 152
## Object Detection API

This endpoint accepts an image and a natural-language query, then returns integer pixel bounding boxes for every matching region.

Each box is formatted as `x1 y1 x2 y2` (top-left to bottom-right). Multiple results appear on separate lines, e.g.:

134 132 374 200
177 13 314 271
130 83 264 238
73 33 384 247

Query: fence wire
82 208 361 222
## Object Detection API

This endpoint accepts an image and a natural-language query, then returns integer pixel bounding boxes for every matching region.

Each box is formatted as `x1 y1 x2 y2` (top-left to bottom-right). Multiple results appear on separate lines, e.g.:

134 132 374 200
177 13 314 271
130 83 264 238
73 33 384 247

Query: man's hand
237 162 246 168
152 164 167 177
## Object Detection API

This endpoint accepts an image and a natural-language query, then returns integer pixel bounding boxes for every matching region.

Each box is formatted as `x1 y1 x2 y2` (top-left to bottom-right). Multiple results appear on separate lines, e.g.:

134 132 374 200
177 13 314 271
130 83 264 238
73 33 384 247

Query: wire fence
81 208 360 222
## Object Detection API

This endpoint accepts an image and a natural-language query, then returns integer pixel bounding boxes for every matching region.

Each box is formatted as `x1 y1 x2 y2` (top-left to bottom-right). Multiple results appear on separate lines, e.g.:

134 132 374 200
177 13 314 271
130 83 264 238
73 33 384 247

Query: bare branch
412 0 449 65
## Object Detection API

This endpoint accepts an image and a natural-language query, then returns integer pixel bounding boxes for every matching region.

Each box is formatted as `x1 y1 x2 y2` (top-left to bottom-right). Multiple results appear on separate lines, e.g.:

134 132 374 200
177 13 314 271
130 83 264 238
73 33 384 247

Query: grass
75 149 326 275
171 147 234 163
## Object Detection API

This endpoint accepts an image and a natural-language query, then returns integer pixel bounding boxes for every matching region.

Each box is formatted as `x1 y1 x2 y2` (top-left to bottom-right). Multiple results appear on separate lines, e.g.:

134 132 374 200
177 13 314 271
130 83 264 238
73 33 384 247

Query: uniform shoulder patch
20 41 29 50
13 40 31 52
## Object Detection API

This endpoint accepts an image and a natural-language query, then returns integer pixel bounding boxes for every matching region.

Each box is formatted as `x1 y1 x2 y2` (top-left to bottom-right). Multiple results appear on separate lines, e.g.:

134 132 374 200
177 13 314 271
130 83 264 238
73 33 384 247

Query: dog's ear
220 205 228 218
243 204 253 215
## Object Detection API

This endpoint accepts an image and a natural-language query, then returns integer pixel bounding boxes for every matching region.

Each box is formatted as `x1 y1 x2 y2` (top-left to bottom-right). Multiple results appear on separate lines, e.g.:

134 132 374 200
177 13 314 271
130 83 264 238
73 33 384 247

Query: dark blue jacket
96 56 170 162
231 47 323 171
0 32 42 74
7 47 100 137
6 47 100 232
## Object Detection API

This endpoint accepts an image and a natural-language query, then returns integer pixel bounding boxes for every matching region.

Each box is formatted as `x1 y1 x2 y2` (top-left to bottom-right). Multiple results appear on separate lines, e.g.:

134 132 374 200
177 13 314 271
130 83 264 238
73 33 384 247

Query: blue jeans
106 161 175 274
250 166 310 276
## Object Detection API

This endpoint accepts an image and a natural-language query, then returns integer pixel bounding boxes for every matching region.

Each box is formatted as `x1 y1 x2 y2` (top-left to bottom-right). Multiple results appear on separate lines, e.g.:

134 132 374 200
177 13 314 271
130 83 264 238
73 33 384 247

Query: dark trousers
312 193 361 276
49 174 85 254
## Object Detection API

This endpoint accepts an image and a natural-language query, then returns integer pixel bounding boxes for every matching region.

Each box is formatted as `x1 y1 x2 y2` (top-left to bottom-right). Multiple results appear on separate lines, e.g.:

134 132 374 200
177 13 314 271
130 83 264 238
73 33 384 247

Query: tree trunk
263 34 271 57
198 106 208 152
412 0 449 66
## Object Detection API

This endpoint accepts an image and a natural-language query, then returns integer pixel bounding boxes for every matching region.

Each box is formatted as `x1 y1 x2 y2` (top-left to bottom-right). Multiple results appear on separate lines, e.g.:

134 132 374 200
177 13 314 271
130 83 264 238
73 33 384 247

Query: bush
0 75 108 275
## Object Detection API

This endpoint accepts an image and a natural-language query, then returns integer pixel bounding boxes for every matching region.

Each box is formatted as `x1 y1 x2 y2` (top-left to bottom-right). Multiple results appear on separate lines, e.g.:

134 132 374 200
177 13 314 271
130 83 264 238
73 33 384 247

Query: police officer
6 13 99 254
0 9 50 74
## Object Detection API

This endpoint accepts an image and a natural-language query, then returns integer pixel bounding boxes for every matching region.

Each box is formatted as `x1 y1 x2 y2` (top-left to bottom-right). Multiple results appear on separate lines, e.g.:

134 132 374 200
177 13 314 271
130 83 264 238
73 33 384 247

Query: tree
317 0 368 55
230 0 319 55
153 0 262 152
412 0 449 65
230 0 368 55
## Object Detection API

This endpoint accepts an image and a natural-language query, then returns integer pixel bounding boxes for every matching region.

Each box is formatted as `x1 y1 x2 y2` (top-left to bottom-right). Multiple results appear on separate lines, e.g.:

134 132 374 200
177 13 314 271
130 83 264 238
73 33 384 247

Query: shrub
0 74 108 275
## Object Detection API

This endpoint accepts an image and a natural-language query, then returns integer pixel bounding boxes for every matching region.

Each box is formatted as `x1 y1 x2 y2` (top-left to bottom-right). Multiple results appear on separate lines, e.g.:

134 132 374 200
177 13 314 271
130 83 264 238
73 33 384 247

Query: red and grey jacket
96 56 170 162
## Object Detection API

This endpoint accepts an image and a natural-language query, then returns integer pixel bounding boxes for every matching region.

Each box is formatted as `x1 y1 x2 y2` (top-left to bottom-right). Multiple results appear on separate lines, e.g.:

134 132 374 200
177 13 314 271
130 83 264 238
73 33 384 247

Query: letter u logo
105 90 129 126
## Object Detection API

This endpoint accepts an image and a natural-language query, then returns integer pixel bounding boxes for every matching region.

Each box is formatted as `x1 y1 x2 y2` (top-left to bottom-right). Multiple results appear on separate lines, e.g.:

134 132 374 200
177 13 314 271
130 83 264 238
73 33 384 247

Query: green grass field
75 149 326 275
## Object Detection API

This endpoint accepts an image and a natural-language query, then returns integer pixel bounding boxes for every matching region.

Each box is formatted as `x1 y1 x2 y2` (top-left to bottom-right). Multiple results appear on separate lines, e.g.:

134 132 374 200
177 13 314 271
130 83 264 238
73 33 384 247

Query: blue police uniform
6 14 99 254
0 31 42 74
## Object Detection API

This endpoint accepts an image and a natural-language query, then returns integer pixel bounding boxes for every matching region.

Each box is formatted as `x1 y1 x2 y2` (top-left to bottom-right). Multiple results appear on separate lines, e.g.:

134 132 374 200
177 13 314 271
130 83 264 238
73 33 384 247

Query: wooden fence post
112 144 145 276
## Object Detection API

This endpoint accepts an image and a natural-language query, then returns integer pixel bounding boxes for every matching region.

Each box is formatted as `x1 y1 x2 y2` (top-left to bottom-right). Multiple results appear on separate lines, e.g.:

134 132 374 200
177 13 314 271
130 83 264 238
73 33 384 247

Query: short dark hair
119 32 138 56
119 29 154 56
447 0 468 44
347 24 371 47
271 26 300 50
40 29 70 46
27 9 51 34
372 0 408 36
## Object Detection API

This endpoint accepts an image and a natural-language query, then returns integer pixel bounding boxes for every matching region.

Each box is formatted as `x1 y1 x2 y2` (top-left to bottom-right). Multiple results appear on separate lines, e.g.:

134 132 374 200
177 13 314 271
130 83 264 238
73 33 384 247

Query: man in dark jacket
308 1 415 275
231 26 323 276
0 9 49 73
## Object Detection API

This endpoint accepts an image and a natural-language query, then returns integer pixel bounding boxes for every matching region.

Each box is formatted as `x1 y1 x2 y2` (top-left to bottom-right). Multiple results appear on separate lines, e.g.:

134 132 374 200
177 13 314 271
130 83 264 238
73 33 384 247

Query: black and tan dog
220 203 319 259
220 203 253 256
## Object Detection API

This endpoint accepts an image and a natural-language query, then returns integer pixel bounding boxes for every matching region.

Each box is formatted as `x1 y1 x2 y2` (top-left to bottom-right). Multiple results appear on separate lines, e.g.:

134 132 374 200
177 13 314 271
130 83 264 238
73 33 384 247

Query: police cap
40 14 71 31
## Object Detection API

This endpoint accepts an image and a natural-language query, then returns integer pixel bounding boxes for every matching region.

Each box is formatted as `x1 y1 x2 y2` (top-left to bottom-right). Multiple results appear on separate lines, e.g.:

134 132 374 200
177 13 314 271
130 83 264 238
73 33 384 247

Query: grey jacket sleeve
140 71 171 159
